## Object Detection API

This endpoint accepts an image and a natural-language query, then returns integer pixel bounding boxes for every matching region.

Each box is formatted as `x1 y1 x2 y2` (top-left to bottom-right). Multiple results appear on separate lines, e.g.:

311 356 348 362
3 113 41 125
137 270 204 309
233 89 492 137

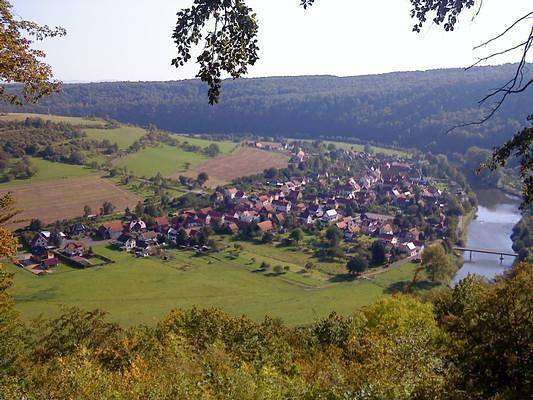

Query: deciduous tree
0 0 65 104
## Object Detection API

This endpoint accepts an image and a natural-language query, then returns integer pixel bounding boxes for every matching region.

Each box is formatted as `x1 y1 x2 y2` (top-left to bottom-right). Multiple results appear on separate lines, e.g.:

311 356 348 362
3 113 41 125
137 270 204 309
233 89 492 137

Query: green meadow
322 140 410 157
7 242 420 327
84 126 147 149
113 144 210 177
176 135 239 154
0 157 98 188
298 138 410 158
0 112 107 126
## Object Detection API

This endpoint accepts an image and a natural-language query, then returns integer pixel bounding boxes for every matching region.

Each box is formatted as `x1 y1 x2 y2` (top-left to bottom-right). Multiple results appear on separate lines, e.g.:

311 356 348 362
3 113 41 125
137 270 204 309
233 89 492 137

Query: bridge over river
453 246 518 263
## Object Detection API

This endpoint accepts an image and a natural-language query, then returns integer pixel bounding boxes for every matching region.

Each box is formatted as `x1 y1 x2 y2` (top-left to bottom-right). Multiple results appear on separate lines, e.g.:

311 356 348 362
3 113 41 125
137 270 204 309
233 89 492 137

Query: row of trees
1 257 531 399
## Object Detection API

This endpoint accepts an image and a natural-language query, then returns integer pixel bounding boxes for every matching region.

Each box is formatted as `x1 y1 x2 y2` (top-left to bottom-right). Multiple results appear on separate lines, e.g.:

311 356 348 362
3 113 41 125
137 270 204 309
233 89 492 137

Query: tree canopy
0 0 65 104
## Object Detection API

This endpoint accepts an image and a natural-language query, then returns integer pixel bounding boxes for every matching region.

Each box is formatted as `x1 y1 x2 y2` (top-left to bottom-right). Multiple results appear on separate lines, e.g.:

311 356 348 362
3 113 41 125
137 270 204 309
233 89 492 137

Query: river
452 189 522 285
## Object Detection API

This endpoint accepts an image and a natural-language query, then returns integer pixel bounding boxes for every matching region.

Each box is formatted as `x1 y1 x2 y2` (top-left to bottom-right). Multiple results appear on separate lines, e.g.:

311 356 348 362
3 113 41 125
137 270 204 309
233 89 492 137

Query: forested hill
3 64 532 153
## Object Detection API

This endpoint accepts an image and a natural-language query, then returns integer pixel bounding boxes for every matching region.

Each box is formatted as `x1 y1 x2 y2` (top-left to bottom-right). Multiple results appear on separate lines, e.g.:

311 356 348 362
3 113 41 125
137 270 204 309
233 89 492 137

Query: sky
13 0 533 82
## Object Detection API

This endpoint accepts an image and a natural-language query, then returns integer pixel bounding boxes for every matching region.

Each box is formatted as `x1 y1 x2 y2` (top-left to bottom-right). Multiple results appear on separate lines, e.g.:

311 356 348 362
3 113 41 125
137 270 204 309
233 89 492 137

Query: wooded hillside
2 64 531 153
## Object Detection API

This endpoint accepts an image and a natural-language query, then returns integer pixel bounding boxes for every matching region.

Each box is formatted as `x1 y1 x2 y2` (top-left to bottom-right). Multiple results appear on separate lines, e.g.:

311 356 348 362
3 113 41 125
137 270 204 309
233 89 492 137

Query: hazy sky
14 0 533 82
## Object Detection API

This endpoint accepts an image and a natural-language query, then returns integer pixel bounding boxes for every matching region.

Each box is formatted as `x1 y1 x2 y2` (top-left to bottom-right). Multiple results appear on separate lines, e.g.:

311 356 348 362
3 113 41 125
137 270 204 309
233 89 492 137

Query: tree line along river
452 189 522 285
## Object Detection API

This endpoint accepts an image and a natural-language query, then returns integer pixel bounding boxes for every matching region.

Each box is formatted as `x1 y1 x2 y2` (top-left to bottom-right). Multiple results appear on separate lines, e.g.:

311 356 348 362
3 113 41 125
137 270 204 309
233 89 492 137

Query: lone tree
325 225 343 248
172 0 533 206
28 218 43 232
100 201 116 216
83 205 92 218
347 256 368 276
289 228 304 245
422 244 455 282
371 240 387 265
197 172 209 186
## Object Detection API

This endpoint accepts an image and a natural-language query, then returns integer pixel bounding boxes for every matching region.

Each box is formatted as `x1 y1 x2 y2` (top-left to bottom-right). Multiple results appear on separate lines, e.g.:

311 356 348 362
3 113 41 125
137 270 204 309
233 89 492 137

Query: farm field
113 144 210 177
321 140 410 158
176 135 239 154
0 112 107 126
0 157 98 186
7 243 420 327
184 147 290 186
84 126 146 149
0 176 141 228
296 138 410 158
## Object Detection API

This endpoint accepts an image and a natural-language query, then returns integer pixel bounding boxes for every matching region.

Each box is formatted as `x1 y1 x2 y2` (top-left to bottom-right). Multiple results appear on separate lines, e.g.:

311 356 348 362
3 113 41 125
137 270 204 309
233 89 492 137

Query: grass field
297 138 410 158
322 140 410 157
0 158 98 187
113 144 210 178
0 176 141 228
176 135 239 155
6 243 420 327
184 147 290 186
0 112 107 126
84 126 146 149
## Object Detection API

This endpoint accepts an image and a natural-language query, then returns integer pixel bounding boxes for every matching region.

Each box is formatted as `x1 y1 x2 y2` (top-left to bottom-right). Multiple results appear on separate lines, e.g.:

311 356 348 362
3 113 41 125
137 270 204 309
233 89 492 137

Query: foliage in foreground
0 261 531 399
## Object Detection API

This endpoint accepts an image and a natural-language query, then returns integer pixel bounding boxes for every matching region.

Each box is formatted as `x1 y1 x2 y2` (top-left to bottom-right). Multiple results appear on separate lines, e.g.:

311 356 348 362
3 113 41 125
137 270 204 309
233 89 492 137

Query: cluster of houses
110 155 450 262
17 149 461 272
99 217 169 257
250 141 307 164
17 230 89 275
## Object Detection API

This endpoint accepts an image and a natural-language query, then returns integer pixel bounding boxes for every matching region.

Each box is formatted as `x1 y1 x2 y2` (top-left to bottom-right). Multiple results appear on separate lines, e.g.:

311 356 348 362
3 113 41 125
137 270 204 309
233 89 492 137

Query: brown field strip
1 176 141 229
183 147 290 186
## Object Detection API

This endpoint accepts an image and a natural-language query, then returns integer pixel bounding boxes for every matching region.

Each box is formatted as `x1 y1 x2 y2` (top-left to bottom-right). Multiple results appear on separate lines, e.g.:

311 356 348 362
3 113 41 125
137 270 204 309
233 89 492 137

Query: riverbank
452 189 521 285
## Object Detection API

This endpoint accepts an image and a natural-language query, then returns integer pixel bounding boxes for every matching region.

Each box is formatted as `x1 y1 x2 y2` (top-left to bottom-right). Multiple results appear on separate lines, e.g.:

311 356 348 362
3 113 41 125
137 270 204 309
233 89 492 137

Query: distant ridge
3 64 531 153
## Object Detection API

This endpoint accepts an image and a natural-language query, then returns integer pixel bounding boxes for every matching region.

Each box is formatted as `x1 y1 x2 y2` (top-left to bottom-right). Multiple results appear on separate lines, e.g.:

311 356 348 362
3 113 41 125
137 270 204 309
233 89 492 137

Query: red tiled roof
101 220 124 232
257 220 273 232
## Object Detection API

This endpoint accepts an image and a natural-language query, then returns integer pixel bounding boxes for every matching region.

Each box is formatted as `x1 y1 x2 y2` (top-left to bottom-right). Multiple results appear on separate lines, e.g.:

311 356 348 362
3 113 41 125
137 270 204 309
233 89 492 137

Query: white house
167 227 178 243
323 209 339 222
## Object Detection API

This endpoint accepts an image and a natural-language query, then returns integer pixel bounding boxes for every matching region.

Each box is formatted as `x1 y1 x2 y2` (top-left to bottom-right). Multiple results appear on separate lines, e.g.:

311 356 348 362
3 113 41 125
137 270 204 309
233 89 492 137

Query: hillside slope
3 64 532 153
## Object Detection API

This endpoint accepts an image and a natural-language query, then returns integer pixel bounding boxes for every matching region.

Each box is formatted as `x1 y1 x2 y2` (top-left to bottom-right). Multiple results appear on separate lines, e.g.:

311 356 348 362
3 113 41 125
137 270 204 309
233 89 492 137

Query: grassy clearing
176 135 239 155
84 126 146 149
321 140 410 158
0 113 106 126
221 236 346 278
113 144 209 178
0 157 98 188
7 241 420 327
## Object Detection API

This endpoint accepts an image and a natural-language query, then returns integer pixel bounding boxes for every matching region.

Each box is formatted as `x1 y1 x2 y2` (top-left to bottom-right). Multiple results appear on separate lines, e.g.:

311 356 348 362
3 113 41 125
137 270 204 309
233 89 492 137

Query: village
14 143 470 278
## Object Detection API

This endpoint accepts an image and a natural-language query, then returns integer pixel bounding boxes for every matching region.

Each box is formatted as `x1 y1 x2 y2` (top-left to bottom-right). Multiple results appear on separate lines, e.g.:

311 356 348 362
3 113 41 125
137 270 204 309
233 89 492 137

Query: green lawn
7 243 420 327
0 157 98 188
84 126 146 149
0 113 107 126
113 144 210 177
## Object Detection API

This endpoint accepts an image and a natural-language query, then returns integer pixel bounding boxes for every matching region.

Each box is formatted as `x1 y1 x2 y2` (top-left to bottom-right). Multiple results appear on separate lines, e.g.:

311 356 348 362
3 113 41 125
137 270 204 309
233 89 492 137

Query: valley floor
7 241 421 327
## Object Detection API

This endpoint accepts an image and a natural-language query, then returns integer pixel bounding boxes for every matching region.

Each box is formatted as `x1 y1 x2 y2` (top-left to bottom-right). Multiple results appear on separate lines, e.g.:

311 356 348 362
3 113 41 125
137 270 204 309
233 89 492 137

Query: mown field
0 157 98 186
0 112 107 126
7 242 420 327
0 176 141 228
319 140 410 158
176 135 239 154
112 137 240 179
184 147 290 186
84 126 146 149
113 144 211 177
